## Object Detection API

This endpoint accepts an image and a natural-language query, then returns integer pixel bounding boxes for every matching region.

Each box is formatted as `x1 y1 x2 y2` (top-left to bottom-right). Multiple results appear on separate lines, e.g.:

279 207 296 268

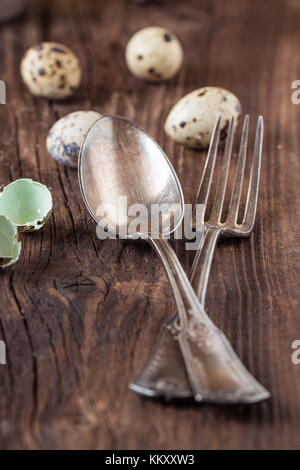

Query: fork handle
150 237 215 331
132 234 270 403
149 237 224 400
190 226 220 302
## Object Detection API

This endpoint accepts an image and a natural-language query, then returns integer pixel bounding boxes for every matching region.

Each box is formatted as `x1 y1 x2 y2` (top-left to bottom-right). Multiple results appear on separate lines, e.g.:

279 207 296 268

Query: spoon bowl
79 116 184 238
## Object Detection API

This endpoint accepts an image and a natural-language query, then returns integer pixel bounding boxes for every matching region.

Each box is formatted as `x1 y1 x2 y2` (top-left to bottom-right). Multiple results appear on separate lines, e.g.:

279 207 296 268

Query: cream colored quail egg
20 42 82 100
0 179 53 232
164 87 241 148
125 26 183 82
47 110 102 168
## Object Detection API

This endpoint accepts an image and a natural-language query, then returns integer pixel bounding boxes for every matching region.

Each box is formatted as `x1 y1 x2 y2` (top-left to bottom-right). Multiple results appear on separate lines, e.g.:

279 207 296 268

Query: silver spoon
78 116 265 403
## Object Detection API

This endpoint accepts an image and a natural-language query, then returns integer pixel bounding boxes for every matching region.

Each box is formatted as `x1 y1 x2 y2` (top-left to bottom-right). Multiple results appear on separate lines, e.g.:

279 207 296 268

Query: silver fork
131 115 270 404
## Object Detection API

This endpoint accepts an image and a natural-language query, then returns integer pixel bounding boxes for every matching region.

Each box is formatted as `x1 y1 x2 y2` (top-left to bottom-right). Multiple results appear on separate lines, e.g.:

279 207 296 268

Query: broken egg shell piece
164 87 241 149
46 110 102 168
0 215 21 269
0 179 53 232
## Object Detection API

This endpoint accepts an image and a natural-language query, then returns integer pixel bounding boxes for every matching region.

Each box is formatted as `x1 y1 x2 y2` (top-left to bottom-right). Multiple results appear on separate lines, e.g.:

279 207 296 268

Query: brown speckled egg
164 87 241 148
125 27 183 82
46 110 102 168
20 42 82 100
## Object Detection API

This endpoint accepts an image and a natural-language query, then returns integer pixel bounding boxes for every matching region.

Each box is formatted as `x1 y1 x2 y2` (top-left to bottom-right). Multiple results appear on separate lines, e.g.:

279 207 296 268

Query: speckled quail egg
0 215 21 269
20 42 82 100
0 179 53 232
47 110 102 168
125 26 183 82
164 87 241 148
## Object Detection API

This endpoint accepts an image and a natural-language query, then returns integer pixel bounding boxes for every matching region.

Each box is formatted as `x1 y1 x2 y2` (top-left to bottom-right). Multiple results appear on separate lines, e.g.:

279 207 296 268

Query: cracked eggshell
0 179 53 232
46 110 102 168
0 215 21 269
125 26 183 82
164 87 241 148
20 42 82 100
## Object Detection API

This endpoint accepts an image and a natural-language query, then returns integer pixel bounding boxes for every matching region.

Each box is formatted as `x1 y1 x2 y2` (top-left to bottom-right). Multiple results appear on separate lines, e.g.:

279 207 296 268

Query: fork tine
193 115 221 225
209 116 235 224
241 116 263 232
226 115 249 225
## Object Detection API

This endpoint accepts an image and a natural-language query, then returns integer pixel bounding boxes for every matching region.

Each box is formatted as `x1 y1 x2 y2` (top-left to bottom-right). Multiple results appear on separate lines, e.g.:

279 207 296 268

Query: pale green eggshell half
0 178 53 232
0 215 21 268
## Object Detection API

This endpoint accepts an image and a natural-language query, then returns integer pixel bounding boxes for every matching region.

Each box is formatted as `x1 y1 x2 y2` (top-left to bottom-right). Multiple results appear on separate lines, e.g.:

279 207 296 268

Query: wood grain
0 0 299 450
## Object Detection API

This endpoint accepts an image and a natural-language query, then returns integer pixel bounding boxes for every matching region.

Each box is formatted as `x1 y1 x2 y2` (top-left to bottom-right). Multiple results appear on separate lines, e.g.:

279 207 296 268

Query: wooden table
0 0 299 450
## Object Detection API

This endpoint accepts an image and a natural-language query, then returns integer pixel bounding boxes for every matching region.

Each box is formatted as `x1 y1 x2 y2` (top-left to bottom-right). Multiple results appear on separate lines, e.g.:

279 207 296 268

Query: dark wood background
0 0 299 450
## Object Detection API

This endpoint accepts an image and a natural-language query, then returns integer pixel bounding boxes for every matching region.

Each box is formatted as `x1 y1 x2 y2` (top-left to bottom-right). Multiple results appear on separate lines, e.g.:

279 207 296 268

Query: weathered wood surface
0 0 299 450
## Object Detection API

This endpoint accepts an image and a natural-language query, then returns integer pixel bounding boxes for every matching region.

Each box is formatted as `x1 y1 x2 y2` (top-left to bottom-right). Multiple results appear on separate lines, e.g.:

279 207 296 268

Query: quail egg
20 42 82 100
46 110 102 168
164 87 241 148
0 215 21 269
125 26 183 82
0 179 53 232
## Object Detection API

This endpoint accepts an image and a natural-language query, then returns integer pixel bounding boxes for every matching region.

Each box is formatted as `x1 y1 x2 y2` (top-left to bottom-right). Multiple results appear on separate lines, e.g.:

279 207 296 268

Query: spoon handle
131 236 270 403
